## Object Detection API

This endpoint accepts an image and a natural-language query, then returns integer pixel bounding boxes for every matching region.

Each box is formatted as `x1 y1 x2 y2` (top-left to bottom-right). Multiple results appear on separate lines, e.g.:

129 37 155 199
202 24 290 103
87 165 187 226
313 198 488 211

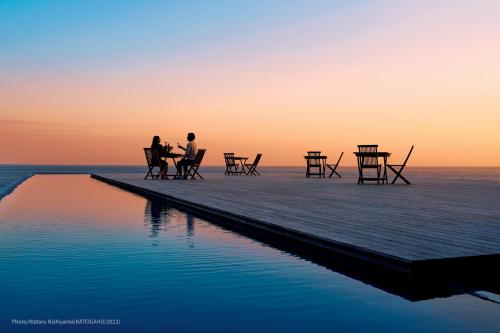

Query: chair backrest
193 149 206 166
144 148 153 167
358 145 378 166
252 153 262 166
358 145 378 153
144 148 162 167
223 153 237 167
335 151 344 165
307 151 321 166
401 145 414 166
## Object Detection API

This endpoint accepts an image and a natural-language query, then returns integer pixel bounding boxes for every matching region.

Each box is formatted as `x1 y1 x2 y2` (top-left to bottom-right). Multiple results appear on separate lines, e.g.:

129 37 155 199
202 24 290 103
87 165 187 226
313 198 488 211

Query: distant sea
1 164 499 201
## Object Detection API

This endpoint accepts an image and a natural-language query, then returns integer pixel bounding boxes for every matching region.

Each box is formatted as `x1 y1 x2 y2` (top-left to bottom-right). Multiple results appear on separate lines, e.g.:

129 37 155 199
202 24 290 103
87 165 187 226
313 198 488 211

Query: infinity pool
0 175 498 332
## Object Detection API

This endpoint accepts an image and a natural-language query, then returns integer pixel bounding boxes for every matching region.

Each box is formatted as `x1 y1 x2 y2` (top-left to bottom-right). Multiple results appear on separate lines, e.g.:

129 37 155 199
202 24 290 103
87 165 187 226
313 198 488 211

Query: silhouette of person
176 132 197 179
151 135 169 177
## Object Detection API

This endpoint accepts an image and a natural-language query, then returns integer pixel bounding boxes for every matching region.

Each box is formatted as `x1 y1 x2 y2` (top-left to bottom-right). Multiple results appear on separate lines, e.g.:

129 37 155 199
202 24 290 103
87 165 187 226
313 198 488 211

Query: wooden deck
91 171 500 272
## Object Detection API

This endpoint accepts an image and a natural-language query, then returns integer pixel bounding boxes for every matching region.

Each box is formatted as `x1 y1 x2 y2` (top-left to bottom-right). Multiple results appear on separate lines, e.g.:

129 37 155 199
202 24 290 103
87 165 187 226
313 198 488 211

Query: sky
1 0 499 166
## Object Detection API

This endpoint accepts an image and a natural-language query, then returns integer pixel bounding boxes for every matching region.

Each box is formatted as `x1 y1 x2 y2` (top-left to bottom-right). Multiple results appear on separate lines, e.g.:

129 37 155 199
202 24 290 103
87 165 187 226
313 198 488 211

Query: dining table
353 151 391 184
162 152 184 178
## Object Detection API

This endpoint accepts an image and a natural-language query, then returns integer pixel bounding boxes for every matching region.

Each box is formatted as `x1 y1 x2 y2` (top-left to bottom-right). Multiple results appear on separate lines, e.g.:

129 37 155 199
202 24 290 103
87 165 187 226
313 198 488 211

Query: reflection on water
145 200 171 239
0 175 499 333
144 200 195 248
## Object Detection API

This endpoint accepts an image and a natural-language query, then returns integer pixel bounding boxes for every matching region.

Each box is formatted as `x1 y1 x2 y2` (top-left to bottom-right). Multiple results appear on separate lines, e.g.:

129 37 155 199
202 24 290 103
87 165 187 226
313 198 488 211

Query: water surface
0 175 499 332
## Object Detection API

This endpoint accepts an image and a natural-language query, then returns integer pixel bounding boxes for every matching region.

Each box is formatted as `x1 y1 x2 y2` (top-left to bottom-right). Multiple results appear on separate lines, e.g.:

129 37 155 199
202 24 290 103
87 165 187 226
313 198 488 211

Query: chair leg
145 166 154 179
186 166 203 180
391 171 411 184
186 167 194 179
327 165 341 178
248 165 258 175
388 165 411 184
396 174 411 184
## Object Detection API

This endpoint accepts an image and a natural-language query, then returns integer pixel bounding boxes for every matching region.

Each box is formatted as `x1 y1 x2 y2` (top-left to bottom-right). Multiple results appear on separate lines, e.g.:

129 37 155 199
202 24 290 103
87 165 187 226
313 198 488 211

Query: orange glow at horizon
1 2 500 166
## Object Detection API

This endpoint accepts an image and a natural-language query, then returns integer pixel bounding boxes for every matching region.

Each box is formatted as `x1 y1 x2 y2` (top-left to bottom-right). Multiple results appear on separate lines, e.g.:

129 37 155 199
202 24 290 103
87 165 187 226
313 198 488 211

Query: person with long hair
150 135 169 178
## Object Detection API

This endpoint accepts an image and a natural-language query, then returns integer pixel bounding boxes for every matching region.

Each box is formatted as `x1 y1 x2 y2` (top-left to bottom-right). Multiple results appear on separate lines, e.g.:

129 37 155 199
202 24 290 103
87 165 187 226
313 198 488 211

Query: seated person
176 132 197 179
151 135 168 177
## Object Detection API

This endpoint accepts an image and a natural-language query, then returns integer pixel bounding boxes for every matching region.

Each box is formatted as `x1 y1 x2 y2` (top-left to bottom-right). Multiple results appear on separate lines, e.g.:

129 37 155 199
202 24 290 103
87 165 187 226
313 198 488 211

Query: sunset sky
1 0 499 166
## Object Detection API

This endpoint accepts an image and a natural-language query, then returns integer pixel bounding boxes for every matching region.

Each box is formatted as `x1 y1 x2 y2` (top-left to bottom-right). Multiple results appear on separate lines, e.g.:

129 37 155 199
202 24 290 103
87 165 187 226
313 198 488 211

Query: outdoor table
232 156 248 175
353 151 391 184
162 152 183 178
303 155 328 177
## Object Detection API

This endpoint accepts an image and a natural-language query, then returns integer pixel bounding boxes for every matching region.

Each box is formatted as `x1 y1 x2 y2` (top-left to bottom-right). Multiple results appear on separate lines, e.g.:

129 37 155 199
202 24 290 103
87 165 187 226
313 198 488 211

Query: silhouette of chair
305 151 325 177
185 149 206 180
244 154 262 175
144 148 167 179
326 152 343 178
357 145 382 184
224 153 243 175
388 145 414 184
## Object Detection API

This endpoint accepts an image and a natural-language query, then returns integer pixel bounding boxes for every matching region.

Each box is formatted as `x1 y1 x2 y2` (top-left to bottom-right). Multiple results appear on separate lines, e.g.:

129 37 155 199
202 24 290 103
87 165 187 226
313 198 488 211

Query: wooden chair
388 146 414 184
244 154 262 175
144 148 167 179
326 152 343 178
357 145 381 184
306 151 325 177
185 149 206 180
224 153 242 175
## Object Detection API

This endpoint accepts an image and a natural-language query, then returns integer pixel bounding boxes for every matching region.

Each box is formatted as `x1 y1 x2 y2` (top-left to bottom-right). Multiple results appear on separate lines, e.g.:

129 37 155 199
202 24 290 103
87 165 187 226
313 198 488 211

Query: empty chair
224 153 242 175
244 154 262 175
388 145 414 184
326 152 344 178
185 149 207 180
305 151 325 177
357 145 382 184
144 148 167 180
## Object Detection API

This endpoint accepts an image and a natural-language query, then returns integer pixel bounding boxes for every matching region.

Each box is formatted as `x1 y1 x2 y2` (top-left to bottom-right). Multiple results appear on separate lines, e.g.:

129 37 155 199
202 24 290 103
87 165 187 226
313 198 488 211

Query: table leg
171 157 180 178
358 156 364 184
383 156 388 184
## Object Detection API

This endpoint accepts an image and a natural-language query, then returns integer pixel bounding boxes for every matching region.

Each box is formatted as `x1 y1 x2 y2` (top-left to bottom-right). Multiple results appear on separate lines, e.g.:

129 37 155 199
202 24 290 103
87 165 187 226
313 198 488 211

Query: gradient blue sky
1 1 499 165
1 0 361 73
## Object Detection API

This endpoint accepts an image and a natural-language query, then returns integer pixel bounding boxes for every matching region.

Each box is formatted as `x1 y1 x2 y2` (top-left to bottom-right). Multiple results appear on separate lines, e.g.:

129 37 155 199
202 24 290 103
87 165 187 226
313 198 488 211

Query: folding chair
244 154 262 175
326 152 343 178
388 145 414 184
357 145 381 184
305 151 325 177
144 148 167 179
224 153 242 175
185 149 206 180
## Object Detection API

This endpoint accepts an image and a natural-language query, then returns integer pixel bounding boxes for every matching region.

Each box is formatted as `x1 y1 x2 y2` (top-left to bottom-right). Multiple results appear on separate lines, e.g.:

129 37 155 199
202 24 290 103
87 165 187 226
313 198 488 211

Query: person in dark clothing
151 135 169 178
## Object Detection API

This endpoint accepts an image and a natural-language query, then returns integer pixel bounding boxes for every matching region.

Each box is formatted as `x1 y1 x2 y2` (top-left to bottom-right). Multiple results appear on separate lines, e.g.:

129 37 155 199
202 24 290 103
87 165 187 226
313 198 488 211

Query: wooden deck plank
91 172 500 267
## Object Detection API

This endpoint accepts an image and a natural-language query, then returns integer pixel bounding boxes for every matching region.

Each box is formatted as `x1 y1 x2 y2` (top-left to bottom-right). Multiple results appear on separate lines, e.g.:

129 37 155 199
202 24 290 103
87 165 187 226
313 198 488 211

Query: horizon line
1 163 500 168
